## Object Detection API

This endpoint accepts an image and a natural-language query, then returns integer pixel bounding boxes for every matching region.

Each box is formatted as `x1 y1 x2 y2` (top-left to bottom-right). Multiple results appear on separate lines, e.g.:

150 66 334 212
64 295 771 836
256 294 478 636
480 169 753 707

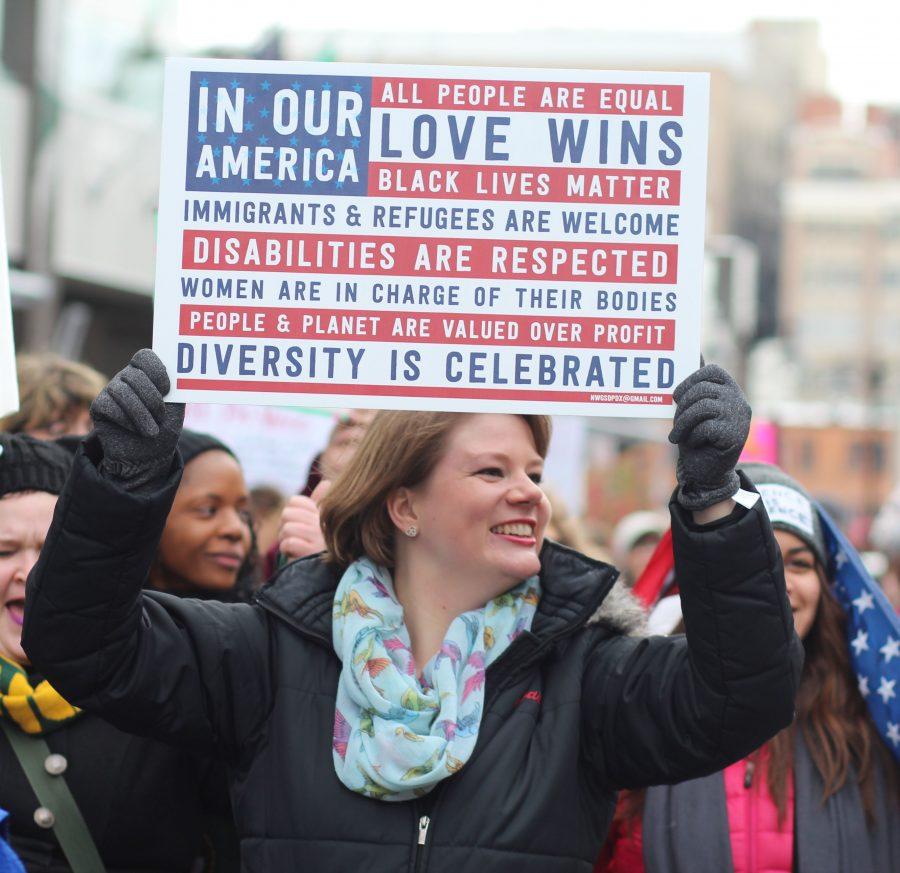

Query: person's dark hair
146 434 259 602
614 561 897 832
319 412 551 569
765 563 897 825
177 429 235 466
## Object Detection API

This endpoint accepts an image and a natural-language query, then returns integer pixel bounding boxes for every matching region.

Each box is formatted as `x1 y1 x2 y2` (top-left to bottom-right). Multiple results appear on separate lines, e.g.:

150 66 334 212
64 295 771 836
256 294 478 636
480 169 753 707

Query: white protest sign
0 159 18 418
154 60 708 416
183 403 336 494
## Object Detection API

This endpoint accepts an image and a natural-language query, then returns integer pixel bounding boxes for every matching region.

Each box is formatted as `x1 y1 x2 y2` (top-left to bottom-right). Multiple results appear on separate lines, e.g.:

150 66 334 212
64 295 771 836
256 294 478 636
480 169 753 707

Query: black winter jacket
0 708 219 873
23 441 802 873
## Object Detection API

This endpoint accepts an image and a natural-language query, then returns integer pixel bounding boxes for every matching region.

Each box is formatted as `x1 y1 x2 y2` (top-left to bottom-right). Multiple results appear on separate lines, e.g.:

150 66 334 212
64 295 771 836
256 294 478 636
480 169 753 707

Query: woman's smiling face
153 451 252 594
775 529 823 641
0 491 58 664
400 414 551 593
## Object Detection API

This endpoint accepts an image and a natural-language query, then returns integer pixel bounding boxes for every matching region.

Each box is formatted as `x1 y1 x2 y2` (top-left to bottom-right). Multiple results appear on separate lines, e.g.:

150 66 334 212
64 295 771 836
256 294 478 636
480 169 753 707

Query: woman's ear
386 486 418 534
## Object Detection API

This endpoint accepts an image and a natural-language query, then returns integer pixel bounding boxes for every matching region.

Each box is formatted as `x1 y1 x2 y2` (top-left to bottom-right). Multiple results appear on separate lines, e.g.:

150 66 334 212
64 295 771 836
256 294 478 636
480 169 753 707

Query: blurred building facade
6 3 896 534
780 97 900 406
1 0 172 376
282 21 828 341
2 7 829 373
779 420 893 520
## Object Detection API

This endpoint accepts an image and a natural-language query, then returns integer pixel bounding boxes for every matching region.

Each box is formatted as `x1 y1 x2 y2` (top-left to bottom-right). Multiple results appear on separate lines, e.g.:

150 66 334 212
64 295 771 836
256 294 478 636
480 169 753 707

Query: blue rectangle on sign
185 71 372 195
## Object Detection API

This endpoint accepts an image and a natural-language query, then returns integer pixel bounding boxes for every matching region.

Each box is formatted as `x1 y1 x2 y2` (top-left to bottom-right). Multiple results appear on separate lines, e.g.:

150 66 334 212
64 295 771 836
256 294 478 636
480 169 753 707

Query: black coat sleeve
22 437 272 762
581 474 803 789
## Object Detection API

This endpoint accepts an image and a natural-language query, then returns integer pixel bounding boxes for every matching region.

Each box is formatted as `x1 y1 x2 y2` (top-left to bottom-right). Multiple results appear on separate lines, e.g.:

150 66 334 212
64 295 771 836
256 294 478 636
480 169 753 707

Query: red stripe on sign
179 305 676 350
370 79 684 115
176 378 674 405
181 231 677 284
367 163 681 204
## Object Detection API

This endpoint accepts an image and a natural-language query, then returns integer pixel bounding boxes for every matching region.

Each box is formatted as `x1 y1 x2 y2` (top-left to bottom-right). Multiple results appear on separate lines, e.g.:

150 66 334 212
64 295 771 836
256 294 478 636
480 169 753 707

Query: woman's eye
478 467 503 478
195 505 216 518
788 559 814 572
0 550 14 558
529 473 543 485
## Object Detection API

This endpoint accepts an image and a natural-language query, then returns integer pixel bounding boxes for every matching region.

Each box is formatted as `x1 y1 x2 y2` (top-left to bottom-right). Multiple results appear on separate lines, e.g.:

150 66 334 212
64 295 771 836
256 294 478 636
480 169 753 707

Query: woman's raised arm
582 365 803 787
22 351 272 761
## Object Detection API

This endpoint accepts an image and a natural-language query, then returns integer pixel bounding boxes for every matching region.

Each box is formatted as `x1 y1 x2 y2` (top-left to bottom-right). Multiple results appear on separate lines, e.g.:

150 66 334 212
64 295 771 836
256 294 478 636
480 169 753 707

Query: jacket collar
255 541 619 650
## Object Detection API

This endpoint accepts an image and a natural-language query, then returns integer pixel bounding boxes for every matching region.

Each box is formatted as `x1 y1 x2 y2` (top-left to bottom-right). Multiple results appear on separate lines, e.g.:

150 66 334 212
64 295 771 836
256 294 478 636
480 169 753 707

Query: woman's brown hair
612 565 897 835
319 411 551 569
0 354 106 434
766 563 897 825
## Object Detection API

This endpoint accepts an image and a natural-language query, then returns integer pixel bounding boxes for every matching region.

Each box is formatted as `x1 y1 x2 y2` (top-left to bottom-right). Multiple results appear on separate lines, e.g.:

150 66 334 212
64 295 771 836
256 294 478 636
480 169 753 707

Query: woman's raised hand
90 349 185 491
667 363 751 511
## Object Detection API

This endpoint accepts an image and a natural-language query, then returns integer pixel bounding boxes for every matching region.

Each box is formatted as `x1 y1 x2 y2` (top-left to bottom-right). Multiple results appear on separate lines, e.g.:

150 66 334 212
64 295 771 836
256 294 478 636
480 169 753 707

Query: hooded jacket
23 439 802 872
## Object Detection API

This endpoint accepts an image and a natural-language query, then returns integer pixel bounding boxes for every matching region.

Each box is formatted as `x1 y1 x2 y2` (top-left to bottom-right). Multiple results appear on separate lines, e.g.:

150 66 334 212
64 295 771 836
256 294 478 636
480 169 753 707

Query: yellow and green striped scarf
0 655 80 735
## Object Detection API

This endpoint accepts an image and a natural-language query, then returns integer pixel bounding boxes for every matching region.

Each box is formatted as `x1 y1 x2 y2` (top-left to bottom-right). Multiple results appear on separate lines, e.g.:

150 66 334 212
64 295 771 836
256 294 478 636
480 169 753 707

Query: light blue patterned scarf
331 557 540 800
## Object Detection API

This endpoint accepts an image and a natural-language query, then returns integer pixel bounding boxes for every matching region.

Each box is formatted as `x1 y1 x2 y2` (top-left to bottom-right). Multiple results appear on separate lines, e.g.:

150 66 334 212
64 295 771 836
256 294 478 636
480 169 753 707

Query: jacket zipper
405 588 616 870
260 566 617 873
414 814 431 871
745 759 756 873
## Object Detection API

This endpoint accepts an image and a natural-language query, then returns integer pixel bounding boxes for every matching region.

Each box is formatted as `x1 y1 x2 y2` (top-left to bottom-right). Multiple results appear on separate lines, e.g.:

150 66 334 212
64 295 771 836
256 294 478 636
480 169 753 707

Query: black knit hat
177 429 237 467
740 462 828 570
0 434 72 497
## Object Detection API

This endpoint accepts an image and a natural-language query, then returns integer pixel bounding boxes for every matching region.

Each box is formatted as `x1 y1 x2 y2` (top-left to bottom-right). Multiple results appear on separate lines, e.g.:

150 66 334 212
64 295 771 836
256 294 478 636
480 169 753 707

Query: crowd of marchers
0 351 896 873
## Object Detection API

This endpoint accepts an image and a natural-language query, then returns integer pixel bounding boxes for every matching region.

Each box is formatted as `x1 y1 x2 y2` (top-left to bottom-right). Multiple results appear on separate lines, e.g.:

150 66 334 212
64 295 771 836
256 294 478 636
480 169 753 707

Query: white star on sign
887 722 900 747
850 630 869 656
880 636 899 664
835 550 848 568
852 590 874 614
858 675 870 697
877 677 896 705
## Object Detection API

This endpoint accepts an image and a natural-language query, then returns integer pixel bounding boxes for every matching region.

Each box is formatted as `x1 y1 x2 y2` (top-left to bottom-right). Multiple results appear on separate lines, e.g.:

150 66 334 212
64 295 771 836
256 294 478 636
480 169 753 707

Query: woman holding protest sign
23 350 801 872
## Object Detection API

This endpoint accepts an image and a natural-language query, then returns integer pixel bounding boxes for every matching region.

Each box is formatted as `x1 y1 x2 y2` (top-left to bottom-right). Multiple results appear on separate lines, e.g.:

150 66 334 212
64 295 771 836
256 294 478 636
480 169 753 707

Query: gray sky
174 0 900 106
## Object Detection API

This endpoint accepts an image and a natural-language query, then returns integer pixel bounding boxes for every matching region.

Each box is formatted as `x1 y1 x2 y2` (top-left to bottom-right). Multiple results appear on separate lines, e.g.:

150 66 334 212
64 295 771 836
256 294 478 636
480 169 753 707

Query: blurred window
796 313 862 348
827 365 857 394
808 164 865 180
802 265 862 288
848 440 886 473
801 222 866 239
848 442 866 471
798 439 815 472
874 316 900 351
59 1 165 110
881 268 900 287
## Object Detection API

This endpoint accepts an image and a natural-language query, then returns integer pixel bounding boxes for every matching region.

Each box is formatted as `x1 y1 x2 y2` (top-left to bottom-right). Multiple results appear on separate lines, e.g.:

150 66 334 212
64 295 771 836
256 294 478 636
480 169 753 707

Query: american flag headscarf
632 501 900 761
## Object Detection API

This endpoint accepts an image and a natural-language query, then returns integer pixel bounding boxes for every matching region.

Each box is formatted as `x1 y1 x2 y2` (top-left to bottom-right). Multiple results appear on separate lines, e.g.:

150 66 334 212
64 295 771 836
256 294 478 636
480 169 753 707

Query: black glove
90 349 185 492
668 363 751 511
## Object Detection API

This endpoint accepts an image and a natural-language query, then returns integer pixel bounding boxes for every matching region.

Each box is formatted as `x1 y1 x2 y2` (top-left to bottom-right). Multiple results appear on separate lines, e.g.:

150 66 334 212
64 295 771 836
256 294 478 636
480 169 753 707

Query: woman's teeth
491 523 533 537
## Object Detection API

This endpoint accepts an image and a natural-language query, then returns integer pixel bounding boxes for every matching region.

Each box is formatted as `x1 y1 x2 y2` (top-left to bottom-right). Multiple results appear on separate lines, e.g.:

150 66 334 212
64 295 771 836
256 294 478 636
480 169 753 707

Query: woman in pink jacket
597 463 899 873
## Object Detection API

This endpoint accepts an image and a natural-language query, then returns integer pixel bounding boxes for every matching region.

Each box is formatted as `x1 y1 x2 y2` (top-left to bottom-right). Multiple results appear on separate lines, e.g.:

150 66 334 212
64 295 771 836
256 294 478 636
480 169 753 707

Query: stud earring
405 525 418 538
